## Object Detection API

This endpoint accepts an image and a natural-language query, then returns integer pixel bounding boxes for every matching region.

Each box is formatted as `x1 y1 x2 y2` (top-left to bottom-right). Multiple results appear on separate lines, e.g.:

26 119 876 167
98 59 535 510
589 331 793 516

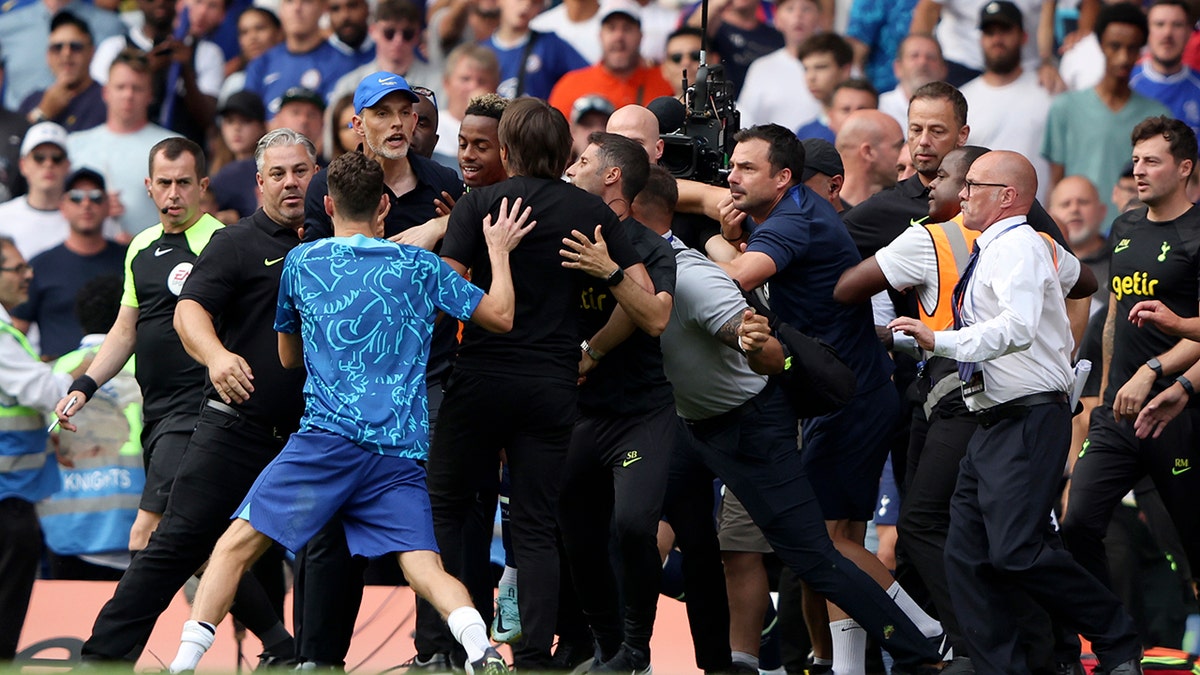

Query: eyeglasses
49 40 87 53
0 263 30 274
380 26 417 42
411 85 437 110
667 50 701 64
963 179 1009 197
31 152 67 165
67 188 105 204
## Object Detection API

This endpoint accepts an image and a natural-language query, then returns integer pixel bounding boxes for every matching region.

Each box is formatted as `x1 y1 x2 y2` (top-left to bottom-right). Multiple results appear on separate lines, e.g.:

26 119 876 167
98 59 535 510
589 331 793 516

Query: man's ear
324 194 335 218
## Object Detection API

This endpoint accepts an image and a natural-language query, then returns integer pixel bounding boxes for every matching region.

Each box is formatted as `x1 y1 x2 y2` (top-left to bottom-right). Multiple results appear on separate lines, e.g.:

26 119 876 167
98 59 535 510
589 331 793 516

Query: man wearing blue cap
295 70 470 668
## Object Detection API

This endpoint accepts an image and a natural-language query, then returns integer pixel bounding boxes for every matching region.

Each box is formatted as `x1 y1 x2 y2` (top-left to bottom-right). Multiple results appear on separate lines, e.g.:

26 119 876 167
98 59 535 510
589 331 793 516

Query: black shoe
893 656 974 675
553 640 598 672
726 663 759 675
405 653 455 674
1055 660 1085 675
258 653 298 670
590 645 651 675
466 648 510 675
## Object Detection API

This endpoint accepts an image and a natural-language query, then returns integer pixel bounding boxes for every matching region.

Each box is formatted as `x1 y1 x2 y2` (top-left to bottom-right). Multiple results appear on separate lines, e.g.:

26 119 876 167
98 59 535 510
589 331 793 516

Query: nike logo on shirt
154 247 173 256
265 257 285 266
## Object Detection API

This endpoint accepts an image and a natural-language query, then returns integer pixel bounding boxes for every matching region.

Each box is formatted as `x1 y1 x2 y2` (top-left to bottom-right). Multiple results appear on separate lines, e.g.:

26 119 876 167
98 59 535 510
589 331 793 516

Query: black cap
65 167 106 191
1120 161 1135 178
218 91 266 123
800 138 843 181
280 86 326 112
979 0 1023 29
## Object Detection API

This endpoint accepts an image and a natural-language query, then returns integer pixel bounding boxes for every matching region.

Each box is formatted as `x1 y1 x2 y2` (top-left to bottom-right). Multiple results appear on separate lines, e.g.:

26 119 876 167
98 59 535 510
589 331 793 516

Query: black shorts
801 381 900 522
139 412 199 513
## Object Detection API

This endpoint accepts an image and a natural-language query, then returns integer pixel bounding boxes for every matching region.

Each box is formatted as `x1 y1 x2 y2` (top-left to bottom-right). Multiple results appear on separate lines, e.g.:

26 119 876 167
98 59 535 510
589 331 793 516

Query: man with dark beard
960 1 1054 202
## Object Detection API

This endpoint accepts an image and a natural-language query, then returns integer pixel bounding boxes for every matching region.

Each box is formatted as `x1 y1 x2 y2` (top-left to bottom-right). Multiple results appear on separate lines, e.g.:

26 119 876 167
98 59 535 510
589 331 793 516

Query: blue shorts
801 381 900 521
234 430 438 557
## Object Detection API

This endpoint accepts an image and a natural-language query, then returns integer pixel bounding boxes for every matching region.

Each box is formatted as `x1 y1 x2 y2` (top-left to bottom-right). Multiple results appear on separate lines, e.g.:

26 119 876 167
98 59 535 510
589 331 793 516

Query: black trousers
81 403 288 661
0 497 40 659
1062 403 1200 588
558 403 675 657
685 382 942 670
898 402 978 656
945 402 1140 675
662 416 732 672
426 369 577 669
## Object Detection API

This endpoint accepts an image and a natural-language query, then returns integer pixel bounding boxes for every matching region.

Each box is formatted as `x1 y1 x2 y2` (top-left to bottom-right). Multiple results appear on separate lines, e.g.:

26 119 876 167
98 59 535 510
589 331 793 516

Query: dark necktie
951 242 980 381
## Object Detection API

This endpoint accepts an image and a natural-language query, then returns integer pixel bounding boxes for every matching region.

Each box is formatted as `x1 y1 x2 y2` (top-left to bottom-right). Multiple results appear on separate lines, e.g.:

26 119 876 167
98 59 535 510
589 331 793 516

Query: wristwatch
1146 357 1164 377
1177 374 1195 396
604 267 625 286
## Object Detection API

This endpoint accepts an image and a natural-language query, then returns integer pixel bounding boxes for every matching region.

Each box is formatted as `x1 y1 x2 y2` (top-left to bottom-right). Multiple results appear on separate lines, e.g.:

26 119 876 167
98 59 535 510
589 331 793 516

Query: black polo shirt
302 152 465 380
179 209 307 432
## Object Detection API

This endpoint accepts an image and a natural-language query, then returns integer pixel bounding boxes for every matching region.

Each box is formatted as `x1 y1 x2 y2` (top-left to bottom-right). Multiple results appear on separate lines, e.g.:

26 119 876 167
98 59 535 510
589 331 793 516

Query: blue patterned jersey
275 235 484 458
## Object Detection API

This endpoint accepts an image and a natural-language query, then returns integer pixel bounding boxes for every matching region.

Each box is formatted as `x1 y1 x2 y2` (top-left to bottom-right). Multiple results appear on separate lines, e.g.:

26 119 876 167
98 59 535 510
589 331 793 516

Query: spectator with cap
548 0 673 121
835 109 906 207
570 94 615 165
434 44 500 164
11 168 125 360
800 137 848 213
243 0 360 119
0 0 125 111
68 48 175 240
19 11 105 133
328 0 443 115
209 91 268 223
271 87 326 157
0 123 74 260
961 0 1054 202
89 0 224 145
483 0 587 100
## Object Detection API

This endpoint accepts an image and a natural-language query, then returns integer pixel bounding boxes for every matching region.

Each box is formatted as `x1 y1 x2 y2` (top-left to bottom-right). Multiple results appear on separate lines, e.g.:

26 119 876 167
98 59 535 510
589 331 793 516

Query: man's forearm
175 299 224 366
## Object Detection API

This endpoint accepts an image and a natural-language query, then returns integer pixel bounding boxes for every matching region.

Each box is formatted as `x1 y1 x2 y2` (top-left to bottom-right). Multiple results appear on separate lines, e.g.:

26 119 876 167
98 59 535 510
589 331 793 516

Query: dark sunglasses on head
667 50 701 64
67 189 105 204
49 40 87 53
380 26 417 42
32 152 66 165
411 85 437 109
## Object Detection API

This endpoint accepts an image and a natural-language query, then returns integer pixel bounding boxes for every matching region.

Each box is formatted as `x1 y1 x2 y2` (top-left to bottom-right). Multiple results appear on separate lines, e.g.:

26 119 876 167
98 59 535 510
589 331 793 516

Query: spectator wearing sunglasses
0 123 75 260
10 168 125 360
329 0 443 116
19 11 105 133
659 27 716 99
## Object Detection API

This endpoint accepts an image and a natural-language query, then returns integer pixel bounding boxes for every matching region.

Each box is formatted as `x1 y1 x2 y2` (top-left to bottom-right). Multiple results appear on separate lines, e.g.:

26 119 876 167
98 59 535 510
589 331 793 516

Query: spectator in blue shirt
484 0 587 100
1130 0 1200 138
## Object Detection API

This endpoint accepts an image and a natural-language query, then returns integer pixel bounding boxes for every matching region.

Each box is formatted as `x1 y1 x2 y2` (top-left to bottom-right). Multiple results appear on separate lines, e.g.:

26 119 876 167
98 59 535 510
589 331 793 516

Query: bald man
889 151 1138 675
1048 175 1108 262
606 104 664 163
835 109 906 206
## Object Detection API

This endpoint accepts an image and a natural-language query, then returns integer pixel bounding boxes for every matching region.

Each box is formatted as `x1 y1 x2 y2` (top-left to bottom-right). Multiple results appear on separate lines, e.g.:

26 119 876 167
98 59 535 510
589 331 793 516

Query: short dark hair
1131 115 1198 176
833 78 878 106
239 6 280 30
733 124 805 186
327 151 385 221
666 25 704 44
634 165 679 216
1150 0 1194 23
75 274 123 335
465 93 508 121
587 131 650 202
149 137 207 178
376 0 421 24
111 46 151 76
498 97 572 179
50 10 92 43
1095 3 1149 43
909 81 968 129
945 145 991 175
797 33 853 67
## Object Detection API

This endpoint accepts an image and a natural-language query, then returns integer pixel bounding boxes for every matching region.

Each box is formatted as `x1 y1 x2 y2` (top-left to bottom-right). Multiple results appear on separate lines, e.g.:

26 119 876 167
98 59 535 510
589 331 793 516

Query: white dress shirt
932 215 1081 410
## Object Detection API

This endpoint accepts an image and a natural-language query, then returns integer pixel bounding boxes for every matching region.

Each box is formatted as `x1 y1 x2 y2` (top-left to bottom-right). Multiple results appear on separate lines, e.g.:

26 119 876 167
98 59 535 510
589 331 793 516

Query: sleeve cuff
932 330 958 358
891 332 923 359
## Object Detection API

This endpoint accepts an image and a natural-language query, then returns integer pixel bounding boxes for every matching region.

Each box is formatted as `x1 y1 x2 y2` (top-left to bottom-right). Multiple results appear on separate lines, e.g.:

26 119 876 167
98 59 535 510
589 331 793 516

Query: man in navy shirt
714 124 955 675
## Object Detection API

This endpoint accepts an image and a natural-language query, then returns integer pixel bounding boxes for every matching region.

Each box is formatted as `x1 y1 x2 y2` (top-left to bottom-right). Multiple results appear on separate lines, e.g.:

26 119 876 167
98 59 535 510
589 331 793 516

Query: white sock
887 581 943 638
448 606 491 662
830 619 866 675
731 651 759 669
813 657 833 666
169 620 216 673
499 565 518 587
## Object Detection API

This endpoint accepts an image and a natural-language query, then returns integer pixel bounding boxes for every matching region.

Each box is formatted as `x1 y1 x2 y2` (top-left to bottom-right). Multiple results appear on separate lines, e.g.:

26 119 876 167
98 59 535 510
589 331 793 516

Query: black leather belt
205 399 288 440
975 392 1068 428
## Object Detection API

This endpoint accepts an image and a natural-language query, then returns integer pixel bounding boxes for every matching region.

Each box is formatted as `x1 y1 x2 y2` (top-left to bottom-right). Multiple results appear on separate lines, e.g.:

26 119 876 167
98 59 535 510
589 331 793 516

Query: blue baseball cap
354 72 420 113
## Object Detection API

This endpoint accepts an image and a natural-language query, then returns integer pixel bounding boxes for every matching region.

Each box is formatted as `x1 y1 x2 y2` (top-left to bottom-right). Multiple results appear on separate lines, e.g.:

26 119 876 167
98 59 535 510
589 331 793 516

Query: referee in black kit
78 129 319 663
888 151 1139 675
